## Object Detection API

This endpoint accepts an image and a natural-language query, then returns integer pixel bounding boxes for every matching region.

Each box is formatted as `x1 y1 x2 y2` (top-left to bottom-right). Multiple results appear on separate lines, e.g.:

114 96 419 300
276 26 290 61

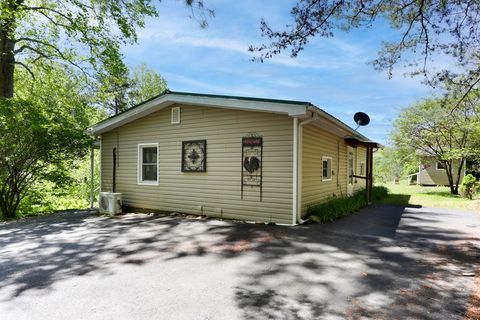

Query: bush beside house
307 186 388 223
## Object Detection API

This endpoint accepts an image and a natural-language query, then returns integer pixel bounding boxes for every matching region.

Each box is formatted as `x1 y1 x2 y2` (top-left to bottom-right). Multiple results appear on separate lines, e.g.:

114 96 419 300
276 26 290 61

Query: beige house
418 159 465 186
87 91 379 225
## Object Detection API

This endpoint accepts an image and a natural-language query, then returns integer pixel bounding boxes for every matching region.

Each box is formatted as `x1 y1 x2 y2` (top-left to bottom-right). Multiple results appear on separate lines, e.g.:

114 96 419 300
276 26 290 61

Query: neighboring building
418 159 466 186
86 91 380 225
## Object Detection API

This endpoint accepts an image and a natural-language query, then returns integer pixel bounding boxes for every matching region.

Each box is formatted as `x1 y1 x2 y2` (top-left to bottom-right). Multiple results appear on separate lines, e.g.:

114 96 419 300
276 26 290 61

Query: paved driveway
0 204 479 320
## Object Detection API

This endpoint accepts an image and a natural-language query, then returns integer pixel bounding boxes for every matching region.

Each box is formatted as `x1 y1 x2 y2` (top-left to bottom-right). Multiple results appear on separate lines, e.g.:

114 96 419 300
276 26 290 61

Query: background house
87 91 379 225
418 159 465 186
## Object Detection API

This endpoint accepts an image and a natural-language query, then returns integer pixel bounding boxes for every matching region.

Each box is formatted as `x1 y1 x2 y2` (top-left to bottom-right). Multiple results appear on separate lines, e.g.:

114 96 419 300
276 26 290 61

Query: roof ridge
167 90 312 106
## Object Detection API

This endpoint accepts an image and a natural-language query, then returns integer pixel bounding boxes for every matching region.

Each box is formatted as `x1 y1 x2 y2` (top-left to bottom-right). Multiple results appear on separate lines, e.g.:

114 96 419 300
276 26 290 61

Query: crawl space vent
171 106 181 124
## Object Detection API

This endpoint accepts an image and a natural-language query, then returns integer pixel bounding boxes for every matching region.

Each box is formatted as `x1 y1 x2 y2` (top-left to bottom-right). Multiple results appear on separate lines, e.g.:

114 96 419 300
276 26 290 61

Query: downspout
296 112 317 224
112 148 117 193
292 118 298 225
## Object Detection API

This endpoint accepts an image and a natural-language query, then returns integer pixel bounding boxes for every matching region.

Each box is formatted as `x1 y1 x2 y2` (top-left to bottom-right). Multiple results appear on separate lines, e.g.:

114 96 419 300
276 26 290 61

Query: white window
138 143 159 185
360 162 365 176
436 161 446 170
322 156 332 181
171 106 181 124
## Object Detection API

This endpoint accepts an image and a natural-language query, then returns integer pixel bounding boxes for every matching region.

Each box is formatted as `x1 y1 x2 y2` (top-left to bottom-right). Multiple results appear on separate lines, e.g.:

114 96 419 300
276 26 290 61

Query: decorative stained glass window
182 140 207 172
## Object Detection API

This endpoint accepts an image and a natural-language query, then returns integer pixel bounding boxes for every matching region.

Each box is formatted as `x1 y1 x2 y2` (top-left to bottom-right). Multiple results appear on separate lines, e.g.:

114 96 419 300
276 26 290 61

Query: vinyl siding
419 160 465 186
353 146 367 192
301 123 348 213
101 104 294 224
301 123 369 214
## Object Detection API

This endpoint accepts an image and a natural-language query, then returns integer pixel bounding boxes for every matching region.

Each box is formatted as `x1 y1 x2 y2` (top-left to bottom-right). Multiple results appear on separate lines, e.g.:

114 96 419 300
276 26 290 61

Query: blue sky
122 0 437 145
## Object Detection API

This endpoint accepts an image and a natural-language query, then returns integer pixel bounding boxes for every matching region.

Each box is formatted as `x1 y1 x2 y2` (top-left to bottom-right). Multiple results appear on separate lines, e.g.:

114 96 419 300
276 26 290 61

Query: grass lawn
377 183 480 213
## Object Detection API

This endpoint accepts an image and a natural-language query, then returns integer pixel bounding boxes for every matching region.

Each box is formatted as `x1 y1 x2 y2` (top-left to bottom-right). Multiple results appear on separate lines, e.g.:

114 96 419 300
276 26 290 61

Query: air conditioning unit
99 192 122 215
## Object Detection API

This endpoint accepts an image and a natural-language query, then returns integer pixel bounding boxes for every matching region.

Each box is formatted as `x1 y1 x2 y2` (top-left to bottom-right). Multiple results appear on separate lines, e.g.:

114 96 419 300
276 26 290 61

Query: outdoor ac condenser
99 192 122 215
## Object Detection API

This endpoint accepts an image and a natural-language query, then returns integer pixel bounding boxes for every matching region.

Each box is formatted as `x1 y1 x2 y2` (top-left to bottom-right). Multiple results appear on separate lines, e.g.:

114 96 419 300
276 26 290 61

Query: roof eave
86 92 309 136
307 105 378 144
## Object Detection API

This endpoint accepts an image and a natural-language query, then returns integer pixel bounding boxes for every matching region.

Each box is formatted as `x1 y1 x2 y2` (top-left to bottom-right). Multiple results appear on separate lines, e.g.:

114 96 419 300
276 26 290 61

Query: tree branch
14 61 35 80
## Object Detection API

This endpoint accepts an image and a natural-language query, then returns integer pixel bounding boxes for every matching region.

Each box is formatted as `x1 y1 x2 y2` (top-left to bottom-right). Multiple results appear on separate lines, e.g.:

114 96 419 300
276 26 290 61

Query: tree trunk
0 31 15 98
454 159 465 193
0 0 22 98
445 161 458 195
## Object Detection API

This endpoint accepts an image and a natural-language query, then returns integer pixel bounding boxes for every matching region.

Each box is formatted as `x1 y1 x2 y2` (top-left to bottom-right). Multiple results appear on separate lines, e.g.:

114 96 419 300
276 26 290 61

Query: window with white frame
322 156 332 181
138 143 158 185
436 161 446 170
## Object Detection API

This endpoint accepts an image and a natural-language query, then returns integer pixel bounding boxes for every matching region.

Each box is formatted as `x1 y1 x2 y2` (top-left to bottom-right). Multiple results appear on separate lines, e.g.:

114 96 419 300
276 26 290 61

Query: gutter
294 112 318 224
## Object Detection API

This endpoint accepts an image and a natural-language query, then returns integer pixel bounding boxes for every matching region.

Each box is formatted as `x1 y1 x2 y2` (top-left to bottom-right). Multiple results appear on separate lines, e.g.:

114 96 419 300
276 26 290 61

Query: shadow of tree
0 204 478 319
376 193 423 208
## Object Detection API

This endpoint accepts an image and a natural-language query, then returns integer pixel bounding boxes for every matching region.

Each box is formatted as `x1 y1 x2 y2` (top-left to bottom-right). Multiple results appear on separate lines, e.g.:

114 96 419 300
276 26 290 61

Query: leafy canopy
0 63 103 219
391 94 480 193
3 0 212 96
250 1 480 100
97 63 168 114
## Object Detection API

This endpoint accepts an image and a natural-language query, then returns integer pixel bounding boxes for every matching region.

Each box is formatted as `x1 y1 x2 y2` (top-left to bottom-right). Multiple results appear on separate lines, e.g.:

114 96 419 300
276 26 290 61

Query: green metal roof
92 90 312 127
166 90 312 106
89 90 377 145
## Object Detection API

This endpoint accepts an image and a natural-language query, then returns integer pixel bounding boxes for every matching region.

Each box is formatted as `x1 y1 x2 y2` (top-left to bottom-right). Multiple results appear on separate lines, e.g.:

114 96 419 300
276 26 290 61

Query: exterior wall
353 146 367 192
301 124 347 213
101 104 294 224
419 160 465 186
300 123 368 214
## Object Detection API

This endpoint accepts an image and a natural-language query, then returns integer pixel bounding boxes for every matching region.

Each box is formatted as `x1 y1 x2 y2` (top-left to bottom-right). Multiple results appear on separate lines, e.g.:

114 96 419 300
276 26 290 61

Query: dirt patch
465 268 480 320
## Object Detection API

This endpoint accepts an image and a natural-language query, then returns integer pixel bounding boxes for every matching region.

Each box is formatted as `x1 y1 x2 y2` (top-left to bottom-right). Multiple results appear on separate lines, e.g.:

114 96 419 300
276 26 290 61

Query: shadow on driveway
0 204 478 319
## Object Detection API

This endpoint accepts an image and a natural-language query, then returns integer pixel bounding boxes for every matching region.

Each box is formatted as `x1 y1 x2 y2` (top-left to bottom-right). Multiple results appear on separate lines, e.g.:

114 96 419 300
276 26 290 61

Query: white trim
137 143 159 186
292 117 298 226
171 106 181 124
99 138 103 192
418 164 422 185
296 114 317 224
321 156 333 181
347 146 354 195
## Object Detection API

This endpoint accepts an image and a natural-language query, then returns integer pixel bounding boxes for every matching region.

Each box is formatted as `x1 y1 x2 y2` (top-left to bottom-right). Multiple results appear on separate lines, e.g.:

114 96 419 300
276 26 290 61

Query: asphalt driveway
0 204 479 320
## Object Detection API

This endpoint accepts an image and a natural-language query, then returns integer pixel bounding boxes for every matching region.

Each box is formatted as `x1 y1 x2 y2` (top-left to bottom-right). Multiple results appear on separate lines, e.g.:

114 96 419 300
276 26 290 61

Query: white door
347 147 354 195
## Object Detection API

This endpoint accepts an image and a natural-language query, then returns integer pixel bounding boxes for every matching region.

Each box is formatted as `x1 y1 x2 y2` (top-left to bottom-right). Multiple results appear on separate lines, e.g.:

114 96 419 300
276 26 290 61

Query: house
86 91 380 225
418 159 466 186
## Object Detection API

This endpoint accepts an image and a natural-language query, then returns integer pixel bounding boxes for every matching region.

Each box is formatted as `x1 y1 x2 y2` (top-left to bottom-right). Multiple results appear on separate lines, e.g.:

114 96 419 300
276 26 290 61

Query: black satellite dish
353 112 370 130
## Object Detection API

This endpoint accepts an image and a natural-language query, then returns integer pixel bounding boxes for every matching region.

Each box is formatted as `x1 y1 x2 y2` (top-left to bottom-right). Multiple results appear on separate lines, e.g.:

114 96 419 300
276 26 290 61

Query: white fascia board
87 93 308 136
168 94 308 117
87 96 174 135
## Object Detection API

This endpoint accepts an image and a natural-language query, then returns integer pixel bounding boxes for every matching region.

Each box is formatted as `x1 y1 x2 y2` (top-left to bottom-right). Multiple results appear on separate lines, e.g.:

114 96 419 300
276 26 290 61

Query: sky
122 0 437 145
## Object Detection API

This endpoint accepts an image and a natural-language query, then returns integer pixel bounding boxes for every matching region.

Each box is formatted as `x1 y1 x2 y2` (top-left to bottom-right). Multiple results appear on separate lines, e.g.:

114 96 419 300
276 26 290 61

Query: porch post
90 142 95 208
367 146 373 204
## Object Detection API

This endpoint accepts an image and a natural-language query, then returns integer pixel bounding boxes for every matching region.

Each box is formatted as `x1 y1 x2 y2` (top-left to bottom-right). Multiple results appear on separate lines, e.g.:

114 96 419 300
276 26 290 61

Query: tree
0 0 212 98
128 63 168 107
0 97 90 219
250 1 480 102
97 63 168 114
373 147 408 184
392 95 480 194
0 63 102 219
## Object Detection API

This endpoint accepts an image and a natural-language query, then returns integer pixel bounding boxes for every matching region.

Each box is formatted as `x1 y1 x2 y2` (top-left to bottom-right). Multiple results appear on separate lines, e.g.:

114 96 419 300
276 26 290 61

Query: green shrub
372 185 389 200
307 186 389 223
460 174 478 200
